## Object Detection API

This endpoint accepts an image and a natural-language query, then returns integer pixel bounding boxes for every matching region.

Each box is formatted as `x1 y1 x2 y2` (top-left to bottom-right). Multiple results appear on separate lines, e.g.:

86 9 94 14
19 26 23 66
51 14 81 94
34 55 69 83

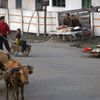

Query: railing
58 6 100 28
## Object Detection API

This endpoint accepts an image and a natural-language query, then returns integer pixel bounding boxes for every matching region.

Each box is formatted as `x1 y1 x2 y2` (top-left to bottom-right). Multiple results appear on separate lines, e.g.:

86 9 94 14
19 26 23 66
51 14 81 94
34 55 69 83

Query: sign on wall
43 0 49 6
35 0 43 11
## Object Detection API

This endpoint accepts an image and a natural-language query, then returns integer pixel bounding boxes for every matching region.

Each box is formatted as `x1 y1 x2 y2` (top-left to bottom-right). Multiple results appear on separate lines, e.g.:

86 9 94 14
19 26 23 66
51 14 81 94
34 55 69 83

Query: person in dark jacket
16 28 21 45
71 15 82 27
15 28 26 52
63 13 72 27
0 16 11 52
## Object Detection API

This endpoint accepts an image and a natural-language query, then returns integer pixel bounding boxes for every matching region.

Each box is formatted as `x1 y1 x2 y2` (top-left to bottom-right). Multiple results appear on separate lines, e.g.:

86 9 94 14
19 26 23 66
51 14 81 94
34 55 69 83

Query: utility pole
7 8 10 26
43 0 49 39
21 8 24 34
90 10 94 39
35 0 43 37
92 11 94 39
37 11 40 36
35 0 49 39
44 5 47 39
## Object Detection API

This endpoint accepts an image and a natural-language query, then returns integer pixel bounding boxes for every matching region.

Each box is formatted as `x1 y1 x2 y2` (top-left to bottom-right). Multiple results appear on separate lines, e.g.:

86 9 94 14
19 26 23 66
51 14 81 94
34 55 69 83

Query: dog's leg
12 84 17 100
16 87 19 100
5 80 9 100
20 85 24 100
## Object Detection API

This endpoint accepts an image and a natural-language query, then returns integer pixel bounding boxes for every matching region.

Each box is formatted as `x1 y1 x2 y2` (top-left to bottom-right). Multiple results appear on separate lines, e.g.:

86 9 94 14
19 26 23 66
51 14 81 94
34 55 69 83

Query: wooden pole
37 11 40 36
27 11 35 33
21 8 24 34
7 8 10 26
90 11 94 39
44 5 47 39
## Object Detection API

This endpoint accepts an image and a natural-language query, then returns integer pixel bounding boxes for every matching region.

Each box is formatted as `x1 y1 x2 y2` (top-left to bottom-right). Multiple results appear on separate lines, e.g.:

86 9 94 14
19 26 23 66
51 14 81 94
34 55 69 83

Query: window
82 0 91 8
16 0 22 9
0 0 8 8
52 0 65 7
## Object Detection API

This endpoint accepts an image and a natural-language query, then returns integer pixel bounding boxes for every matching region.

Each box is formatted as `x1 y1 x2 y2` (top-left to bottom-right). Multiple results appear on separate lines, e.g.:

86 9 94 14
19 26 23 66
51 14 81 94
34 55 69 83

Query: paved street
1 41 100 100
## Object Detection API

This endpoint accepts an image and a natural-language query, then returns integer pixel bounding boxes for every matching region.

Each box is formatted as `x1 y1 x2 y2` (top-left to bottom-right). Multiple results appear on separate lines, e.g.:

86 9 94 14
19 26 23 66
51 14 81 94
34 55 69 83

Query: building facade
1 0 100 11
0 0 99 34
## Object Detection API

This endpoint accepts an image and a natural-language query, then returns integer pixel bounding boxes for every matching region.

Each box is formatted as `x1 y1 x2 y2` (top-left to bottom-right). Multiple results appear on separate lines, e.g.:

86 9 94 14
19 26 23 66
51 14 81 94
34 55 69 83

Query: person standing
71 15 82 27
0 16 11 52
63 13 72 27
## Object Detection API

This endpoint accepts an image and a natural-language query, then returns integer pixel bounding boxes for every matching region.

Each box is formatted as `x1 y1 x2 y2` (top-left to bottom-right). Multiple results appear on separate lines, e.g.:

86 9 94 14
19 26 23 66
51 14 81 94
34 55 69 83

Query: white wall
92 12 100 36
0 8 57 34
47 0 82 12
7 0 82 12
8 0 100 12
65 0 81 10
8 0 15 9
22 0 34 10
8 0 35 10
92 0 100 6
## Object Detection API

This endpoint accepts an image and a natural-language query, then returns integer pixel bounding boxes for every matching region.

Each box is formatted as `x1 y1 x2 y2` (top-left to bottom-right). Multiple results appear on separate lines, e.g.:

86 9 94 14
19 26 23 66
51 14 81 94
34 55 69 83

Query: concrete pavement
0 41 100 100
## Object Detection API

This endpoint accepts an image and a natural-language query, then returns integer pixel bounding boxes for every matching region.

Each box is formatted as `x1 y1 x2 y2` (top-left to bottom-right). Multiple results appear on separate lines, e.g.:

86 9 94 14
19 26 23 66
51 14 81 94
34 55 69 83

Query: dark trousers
0 35 10 52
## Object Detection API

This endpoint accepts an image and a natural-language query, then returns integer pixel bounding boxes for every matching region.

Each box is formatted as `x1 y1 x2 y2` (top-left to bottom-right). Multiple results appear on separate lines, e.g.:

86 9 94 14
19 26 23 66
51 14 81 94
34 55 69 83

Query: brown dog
0 50 11 63
4 60 33 100
0 50 12 72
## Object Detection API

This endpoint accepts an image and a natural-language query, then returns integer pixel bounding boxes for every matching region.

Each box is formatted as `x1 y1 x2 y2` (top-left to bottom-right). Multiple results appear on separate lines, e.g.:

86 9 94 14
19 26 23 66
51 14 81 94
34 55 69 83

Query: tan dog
4 60 33 100
0 50 11 63
4 60 22 70
0 50 12 71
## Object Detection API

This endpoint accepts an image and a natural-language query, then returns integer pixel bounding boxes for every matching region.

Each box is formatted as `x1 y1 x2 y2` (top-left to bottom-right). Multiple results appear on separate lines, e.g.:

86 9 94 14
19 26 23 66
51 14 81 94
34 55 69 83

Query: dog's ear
27 65 33 70
29 70 33 74
27 65 33 74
